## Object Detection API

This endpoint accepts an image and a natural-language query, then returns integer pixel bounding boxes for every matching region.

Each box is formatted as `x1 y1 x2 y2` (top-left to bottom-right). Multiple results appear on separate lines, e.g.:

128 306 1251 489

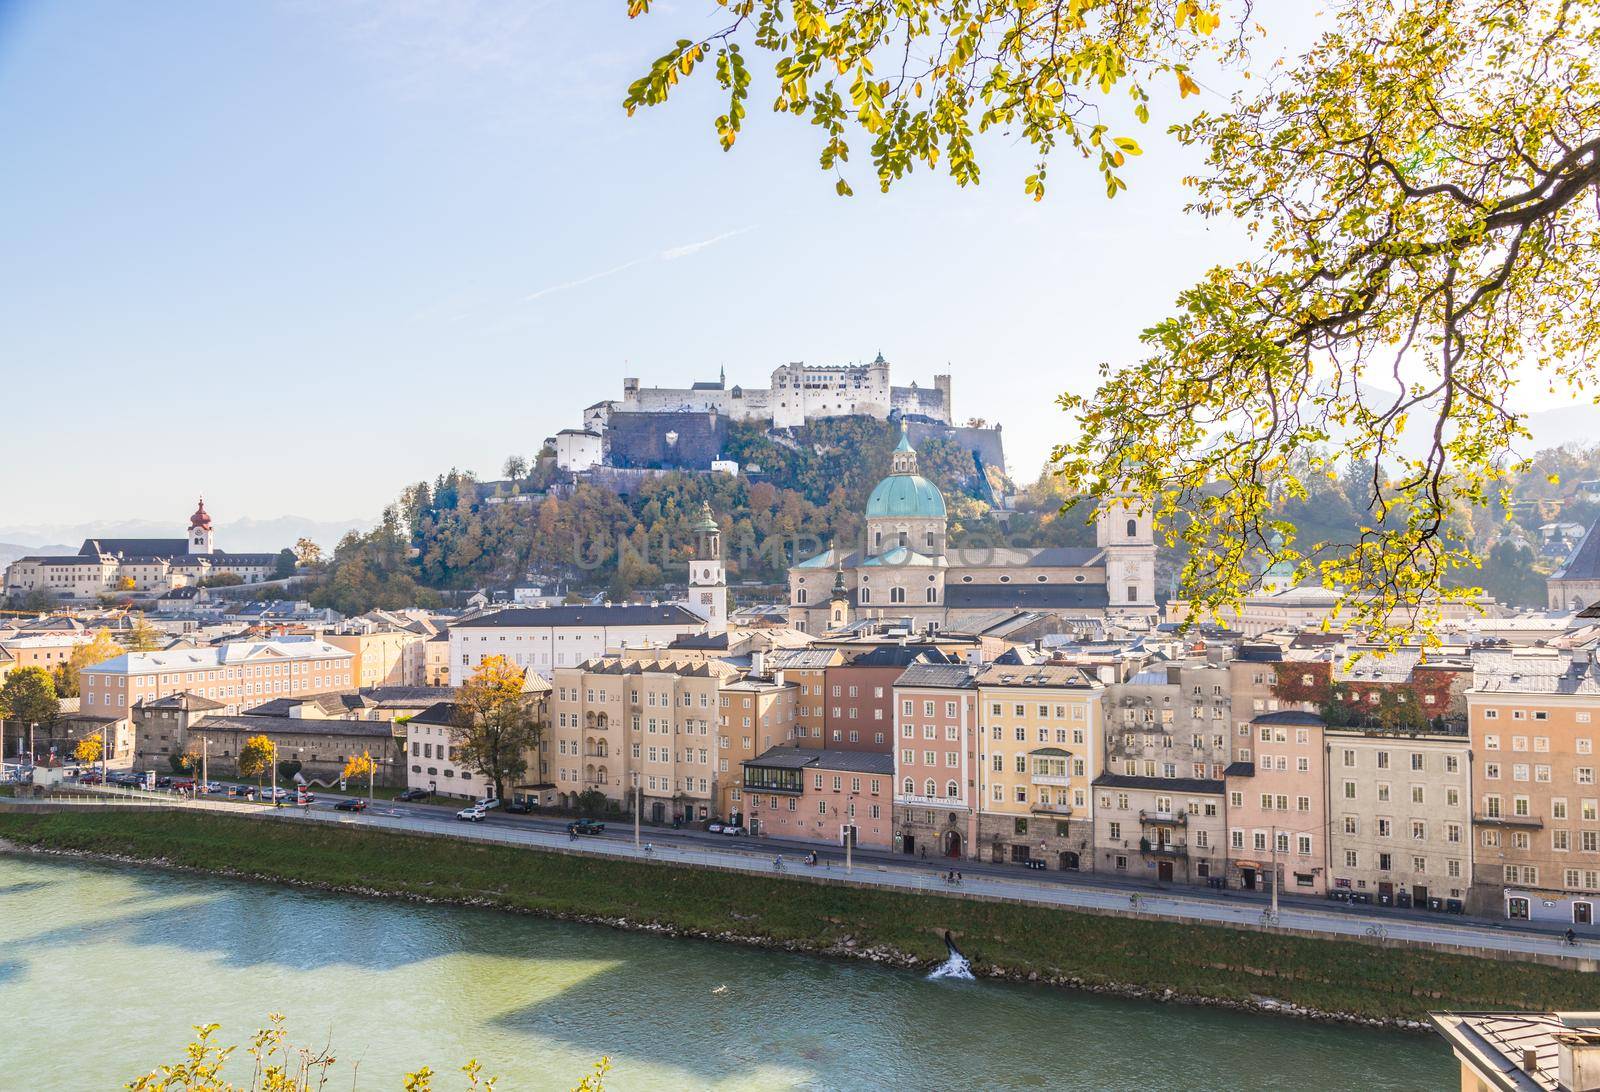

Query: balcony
1030 774 1071 787
1140 837 1188 857
1138 810 1188 827
1030 802 1074 816
1472 813 1544 829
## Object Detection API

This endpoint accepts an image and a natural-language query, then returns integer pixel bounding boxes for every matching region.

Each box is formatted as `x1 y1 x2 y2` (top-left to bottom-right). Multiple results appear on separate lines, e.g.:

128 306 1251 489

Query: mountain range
0 515 373 561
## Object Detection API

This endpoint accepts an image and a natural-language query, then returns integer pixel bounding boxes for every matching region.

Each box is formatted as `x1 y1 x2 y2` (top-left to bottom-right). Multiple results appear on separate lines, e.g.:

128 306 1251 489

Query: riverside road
10 785 1595 966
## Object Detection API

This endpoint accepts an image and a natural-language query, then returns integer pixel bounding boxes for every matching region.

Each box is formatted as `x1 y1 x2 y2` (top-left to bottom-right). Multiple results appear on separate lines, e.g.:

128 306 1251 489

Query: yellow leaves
1114 136 1142 155
342 750 377 781
73 735 103 765
835 177 854 196
1176 69 1201 97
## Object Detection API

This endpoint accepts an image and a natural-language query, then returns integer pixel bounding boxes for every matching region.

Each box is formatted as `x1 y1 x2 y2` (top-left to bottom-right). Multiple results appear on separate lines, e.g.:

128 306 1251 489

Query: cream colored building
1325 726 1474 909
81 638 354 717
3 499 278 603
973 664 1105 869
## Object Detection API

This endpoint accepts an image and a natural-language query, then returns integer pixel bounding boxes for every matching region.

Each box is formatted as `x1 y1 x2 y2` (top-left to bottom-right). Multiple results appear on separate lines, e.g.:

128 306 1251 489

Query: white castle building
551 355 953 471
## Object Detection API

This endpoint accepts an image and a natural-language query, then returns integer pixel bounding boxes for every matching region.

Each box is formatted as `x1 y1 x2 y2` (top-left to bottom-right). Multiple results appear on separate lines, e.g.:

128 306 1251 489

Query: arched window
1126 518 1138 537
874 531 882 548
924 778 936 797
890 586 907 604
796 588 807 604
946 780 959 798
903 777 915 795
860 587 871 604
925 586 937 602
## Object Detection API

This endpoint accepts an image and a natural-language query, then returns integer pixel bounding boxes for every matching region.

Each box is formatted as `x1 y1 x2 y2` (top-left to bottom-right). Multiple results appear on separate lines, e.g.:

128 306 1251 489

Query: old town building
788 428 1157 633
741 747 894 848
1224 711 1329 895
891 661 983 859
83 638 354 716
1324 725 1474 911
974 663 1105 869
1467 649 1600 923
1092 771 1227 886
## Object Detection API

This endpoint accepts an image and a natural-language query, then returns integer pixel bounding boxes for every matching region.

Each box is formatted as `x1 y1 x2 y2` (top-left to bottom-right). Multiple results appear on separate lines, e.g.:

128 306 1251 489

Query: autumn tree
73 733 103 766
237 734 277 795
0 667 60 753
126 613 163 652
52 629 125 699
503 454 529 481
342 750 378 801
295 537 324 569
627 0 1600 644
273 548 298 579
451 655 543 803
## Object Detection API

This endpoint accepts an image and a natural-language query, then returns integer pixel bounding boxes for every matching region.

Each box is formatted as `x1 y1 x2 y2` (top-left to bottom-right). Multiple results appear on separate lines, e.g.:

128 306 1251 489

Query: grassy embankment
0 808 1588 1022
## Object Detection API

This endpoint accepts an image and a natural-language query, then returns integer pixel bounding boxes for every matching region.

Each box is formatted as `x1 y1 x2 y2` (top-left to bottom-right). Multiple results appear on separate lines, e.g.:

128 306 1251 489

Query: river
0 857 1452 1089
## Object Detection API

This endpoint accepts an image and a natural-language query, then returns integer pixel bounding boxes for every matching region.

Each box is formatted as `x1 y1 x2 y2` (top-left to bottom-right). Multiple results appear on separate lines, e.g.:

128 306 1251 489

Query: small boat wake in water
927 931 974 981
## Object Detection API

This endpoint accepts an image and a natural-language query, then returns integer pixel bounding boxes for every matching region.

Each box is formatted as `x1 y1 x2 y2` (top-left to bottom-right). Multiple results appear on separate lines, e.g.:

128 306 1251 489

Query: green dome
865 473 946 519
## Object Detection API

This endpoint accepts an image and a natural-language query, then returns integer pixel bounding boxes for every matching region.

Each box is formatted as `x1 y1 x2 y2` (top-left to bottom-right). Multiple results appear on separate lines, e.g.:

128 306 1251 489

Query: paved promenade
9 786 1596 967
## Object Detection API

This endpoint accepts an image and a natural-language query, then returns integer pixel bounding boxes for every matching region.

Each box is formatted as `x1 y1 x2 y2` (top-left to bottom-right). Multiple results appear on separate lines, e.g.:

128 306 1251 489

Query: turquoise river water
0 856 1453 1089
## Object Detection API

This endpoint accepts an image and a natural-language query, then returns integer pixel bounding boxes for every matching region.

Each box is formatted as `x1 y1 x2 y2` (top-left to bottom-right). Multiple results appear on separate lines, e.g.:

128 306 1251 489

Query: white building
79 638 354 716
448 603 709 684
553 428 604 471
3 498 279 602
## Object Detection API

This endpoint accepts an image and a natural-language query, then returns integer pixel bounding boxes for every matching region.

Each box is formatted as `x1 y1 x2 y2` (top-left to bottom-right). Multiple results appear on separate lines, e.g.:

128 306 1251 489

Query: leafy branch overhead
624 0 1234 199
628 0 1600 645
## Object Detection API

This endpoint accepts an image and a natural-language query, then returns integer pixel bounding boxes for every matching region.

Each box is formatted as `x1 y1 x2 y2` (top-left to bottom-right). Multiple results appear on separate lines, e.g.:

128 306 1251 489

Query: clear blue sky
2 1 1322 528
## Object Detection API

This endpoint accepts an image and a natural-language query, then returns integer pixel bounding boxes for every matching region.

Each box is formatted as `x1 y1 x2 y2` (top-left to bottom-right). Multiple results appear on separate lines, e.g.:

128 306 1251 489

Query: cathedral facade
786 429 1157 633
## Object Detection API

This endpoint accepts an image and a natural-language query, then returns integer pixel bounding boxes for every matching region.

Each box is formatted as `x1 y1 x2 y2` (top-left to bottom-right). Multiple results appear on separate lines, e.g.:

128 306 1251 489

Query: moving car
334 798 367 813
396 788 429 802
567 818 606 836
259 787 288 802
456 806 486 822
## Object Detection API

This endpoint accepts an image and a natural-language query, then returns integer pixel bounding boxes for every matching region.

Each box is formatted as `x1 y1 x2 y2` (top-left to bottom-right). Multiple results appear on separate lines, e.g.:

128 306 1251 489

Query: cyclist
773 855 784 872
644 842 654 857
1566 927 1578 947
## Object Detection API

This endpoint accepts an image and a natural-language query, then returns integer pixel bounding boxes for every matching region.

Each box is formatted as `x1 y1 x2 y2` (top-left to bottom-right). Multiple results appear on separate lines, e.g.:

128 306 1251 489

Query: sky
0 0 1464 533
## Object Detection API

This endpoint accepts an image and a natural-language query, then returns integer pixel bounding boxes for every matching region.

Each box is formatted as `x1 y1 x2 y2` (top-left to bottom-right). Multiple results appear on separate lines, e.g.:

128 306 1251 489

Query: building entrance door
1508 896 1531 920
1157 861 1174 883
1241 868 1257 890
1412 885 1429 906
1059 851 1080 871
943 830 963 858
902 835 916 856
1577 902 1593 925
650 802 665 824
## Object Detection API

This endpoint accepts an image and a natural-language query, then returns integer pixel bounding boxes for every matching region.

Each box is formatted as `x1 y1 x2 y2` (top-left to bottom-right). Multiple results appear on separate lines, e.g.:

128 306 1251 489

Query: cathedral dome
866 425 946 519
189 497 212 530
865 473 946 519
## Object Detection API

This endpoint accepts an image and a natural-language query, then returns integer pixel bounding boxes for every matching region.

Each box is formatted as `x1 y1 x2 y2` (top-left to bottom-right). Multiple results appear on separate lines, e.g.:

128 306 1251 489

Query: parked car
155 776 174 788
504 800 532 815
259 787 288 802
172 778 196 792
335 798 367 813
707 823 725 834
202 781 224 795
474 797 501 811
721 825 746 836
396 788 429 802
456 806 486 822
567 818 606 836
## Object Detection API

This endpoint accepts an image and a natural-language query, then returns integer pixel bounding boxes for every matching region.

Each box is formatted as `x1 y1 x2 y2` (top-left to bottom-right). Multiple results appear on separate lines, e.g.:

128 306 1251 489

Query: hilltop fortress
549 356 1002 480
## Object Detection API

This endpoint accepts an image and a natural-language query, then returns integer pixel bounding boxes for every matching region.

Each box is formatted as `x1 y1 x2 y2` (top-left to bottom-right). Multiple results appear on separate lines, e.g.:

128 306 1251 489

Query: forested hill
304 418 1096 614
300 420 1600 617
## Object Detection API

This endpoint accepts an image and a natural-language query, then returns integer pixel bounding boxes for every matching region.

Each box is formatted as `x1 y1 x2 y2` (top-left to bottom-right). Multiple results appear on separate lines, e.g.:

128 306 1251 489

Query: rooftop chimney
751 650 767 678
966 647 985 668
1558 1028 1600 1092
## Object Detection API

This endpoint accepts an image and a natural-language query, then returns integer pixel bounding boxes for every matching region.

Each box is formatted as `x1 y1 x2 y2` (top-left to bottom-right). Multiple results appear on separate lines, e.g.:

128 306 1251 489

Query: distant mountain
1522 404 1600 455
0 516 373 555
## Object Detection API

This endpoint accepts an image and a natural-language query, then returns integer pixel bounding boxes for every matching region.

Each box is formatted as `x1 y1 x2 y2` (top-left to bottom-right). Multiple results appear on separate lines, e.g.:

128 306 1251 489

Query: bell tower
1096 495 1155 614
188 497 214 555
689 502 726 636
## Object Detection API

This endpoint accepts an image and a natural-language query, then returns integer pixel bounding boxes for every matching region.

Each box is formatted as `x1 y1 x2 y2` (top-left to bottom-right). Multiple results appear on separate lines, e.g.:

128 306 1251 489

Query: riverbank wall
1 808 1591 1031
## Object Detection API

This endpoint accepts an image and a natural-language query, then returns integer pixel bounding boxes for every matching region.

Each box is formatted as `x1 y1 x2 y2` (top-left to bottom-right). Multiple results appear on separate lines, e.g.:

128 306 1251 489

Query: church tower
688 502 727 636
828 563 852 630
1095 495 1156 615
188 497 214 555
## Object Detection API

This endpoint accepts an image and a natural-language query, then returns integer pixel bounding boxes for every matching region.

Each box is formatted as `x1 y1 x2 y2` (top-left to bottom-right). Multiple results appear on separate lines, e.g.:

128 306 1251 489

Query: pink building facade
742 747 895 849
891 663 983 859
1224 710 1329 895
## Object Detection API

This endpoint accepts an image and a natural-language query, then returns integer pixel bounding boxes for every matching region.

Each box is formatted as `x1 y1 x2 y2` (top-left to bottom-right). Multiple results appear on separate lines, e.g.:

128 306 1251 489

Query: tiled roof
764 649 841 670
1092 772 1224 794
1552 520 1600 582
450 604 706 629
743 746 895 774
191 714 397 739
975 664 1101 689
1251 710 1325 726
945 583 1111 610
1428 1011 1600 1092
894 662 981 689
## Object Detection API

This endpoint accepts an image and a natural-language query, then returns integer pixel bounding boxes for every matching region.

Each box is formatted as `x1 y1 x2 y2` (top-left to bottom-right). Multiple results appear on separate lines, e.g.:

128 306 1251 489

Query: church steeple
890 422 918 476
689 502 726 636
